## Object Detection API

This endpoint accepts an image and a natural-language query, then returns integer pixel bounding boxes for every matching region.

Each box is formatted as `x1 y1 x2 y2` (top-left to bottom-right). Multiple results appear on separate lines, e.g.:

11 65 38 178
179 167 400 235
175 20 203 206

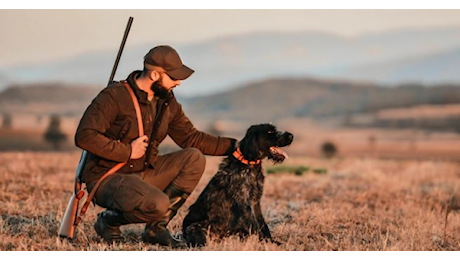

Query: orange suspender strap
75 83 143 225
126 82 144 137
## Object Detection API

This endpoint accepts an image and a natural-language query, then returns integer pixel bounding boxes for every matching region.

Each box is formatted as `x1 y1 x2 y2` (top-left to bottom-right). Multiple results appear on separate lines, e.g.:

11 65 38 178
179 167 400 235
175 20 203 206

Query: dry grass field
2 114 460 250
1 152 460 251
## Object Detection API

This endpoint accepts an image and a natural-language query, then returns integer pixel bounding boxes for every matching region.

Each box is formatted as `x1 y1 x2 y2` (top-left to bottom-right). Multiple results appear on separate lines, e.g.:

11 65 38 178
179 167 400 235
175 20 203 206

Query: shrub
2 113 12 129
321 141 338 158
266 165 310 176
313 168 328 175
44 115 67 150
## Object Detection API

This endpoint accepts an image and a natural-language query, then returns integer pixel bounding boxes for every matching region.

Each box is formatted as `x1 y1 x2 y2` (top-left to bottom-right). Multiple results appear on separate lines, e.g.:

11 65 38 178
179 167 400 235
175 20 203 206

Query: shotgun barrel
108 16 134 86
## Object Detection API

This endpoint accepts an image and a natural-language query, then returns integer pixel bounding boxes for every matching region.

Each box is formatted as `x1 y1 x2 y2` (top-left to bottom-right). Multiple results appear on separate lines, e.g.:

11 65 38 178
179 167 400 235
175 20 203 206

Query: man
75 45 237 247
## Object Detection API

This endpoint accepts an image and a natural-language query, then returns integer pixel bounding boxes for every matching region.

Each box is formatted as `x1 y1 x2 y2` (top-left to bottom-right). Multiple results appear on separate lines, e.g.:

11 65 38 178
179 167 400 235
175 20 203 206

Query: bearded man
75 45 237 248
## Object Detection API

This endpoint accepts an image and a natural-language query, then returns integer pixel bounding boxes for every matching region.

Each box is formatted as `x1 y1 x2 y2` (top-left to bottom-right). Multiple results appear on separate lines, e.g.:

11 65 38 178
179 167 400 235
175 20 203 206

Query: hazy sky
1 9 460 68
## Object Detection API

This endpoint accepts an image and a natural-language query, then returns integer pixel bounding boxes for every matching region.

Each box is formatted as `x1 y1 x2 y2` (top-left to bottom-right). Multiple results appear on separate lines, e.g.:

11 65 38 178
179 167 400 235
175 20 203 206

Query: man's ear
239 127 260 161
149 71 161 82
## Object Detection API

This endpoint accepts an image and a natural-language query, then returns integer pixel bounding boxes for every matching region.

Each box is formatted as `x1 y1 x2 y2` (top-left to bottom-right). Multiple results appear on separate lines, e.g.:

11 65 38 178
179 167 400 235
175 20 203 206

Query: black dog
182 124 294 246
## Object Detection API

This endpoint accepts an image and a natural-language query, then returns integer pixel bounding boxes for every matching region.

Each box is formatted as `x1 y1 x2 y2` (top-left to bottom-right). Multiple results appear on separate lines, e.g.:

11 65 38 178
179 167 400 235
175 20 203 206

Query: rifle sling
74 82 144 225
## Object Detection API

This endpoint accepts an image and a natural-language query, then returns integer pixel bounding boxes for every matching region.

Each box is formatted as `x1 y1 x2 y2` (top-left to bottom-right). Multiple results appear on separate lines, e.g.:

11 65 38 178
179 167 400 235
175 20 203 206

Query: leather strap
75 82 143 225
125 83 144 137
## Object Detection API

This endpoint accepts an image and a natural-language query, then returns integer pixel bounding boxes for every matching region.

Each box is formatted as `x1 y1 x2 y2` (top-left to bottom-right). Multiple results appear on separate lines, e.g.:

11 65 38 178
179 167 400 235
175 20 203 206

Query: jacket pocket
105 115 131 140
96 158 118 169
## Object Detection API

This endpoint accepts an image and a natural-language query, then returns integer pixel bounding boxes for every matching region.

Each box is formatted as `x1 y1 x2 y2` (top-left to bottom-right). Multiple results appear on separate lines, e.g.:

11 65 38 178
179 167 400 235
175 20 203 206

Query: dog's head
238 123 294 164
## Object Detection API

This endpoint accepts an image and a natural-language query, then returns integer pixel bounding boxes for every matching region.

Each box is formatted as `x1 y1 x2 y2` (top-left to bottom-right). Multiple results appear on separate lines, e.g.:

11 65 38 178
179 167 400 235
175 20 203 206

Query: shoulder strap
124 82 144 136
75 82 144 225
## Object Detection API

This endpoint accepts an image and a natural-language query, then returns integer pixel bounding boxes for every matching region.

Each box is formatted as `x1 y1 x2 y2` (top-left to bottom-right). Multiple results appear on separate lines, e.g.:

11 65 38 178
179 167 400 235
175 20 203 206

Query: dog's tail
183 222 207 247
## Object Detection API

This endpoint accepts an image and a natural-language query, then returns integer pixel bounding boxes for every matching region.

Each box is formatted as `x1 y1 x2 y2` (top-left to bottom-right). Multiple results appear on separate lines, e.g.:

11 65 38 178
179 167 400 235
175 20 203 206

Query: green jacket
75 70 236 185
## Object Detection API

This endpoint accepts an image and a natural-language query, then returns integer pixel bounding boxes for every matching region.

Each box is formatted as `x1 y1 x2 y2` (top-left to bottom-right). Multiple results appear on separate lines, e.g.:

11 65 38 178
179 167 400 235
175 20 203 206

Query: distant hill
186 78 460 121
1 79 460 122
0 83 100 116
2 27 460 97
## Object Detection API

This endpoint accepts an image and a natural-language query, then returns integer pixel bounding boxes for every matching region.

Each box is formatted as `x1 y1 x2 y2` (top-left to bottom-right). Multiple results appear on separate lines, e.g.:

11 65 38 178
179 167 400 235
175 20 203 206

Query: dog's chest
216 164 265 200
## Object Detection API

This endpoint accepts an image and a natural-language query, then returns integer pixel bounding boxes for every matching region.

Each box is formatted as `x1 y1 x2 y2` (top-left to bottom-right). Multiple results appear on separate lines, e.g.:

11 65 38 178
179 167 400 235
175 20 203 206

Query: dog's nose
283 132 293 145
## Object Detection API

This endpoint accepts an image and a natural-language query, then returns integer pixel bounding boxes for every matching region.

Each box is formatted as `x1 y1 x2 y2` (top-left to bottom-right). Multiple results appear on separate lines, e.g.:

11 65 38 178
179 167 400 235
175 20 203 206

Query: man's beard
150 81 169 99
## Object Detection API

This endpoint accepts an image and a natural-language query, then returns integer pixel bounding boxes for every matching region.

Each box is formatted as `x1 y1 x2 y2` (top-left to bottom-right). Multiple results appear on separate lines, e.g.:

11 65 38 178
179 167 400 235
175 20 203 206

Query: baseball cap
143 45 194 80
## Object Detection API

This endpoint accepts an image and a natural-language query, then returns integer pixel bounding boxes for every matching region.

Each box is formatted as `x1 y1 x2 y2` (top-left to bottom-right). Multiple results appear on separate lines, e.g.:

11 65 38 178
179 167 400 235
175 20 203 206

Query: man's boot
142 184 189 248
94 209 129 243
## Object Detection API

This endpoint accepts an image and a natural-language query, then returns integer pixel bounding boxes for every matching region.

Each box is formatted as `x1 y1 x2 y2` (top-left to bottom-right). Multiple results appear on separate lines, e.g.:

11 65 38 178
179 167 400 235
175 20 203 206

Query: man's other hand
130 135 148 159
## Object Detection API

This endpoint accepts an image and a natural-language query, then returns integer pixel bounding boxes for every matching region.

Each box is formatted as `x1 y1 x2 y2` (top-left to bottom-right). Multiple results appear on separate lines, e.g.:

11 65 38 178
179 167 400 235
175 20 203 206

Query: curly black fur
182 124 293 246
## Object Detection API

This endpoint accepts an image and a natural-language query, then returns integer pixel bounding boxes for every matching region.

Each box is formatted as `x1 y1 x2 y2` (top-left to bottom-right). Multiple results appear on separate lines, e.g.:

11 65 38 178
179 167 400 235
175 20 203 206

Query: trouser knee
178 148 206 193
185 148 206 172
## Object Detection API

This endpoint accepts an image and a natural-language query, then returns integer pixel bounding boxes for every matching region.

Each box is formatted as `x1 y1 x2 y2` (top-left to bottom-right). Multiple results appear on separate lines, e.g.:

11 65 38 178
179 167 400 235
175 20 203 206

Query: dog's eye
268 131 275 134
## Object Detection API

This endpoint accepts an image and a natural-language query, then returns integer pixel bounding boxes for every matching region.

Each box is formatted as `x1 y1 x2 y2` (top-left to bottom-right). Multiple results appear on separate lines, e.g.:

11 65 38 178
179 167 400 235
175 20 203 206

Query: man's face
151 72 181 99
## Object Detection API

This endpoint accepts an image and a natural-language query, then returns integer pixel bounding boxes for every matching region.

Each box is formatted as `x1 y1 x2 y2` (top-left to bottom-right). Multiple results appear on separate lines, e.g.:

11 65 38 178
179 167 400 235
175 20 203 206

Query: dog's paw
260 237 282 245
270 239 282 245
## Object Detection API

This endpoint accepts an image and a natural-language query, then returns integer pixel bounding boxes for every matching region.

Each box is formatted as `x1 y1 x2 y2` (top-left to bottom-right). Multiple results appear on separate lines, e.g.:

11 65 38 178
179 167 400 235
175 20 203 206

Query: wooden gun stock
58 190 85 239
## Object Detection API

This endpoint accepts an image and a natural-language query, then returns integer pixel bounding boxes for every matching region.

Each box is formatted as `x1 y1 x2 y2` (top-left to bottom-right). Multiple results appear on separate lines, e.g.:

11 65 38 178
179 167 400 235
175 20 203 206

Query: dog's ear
239 126 261 161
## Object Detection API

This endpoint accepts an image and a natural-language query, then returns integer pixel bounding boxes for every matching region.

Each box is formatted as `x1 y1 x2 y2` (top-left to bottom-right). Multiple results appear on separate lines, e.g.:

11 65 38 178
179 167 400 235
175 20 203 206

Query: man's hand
130 135 148 159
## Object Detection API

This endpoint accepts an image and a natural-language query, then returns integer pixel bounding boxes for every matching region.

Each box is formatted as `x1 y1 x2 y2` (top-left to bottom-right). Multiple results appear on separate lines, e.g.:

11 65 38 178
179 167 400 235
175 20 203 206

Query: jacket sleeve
74 87 131 162
167 97 237 156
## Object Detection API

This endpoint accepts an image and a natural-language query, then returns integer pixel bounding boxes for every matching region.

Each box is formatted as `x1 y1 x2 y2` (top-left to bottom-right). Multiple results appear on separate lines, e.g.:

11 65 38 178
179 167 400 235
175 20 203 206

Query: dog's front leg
242 204 260 234
253 202 276 243
231 203 260 237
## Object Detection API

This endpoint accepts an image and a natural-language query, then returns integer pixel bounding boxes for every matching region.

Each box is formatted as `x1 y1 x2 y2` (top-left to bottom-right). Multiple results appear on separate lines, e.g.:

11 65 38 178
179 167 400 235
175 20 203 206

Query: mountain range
2 79 460 123
185 78 460 122
1 27 460 97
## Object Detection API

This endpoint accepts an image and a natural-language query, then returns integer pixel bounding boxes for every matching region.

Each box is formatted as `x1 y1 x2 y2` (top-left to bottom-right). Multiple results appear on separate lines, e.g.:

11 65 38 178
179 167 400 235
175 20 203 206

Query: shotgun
59 16 134 239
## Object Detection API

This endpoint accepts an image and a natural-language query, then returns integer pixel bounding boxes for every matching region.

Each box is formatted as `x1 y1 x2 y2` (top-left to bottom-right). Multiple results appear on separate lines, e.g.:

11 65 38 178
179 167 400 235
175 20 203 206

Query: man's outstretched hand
130 135 148 159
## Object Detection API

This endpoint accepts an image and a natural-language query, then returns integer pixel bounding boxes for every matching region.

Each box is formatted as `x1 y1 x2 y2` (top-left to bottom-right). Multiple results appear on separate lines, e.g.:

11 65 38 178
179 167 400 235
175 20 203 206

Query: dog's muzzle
270 132 294 161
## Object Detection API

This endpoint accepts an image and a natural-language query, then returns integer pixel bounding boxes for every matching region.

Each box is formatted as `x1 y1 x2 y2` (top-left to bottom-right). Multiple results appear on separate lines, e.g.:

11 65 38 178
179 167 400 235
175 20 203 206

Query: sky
1 9 460 68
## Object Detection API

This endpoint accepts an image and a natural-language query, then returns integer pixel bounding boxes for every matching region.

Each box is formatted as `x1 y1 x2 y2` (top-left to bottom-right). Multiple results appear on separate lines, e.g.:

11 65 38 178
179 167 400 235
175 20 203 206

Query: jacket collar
126 70 159 105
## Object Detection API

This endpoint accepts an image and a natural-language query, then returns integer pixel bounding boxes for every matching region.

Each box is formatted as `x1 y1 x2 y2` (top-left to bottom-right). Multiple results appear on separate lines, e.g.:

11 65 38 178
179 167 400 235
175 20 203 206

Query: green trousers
87 148 206 224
